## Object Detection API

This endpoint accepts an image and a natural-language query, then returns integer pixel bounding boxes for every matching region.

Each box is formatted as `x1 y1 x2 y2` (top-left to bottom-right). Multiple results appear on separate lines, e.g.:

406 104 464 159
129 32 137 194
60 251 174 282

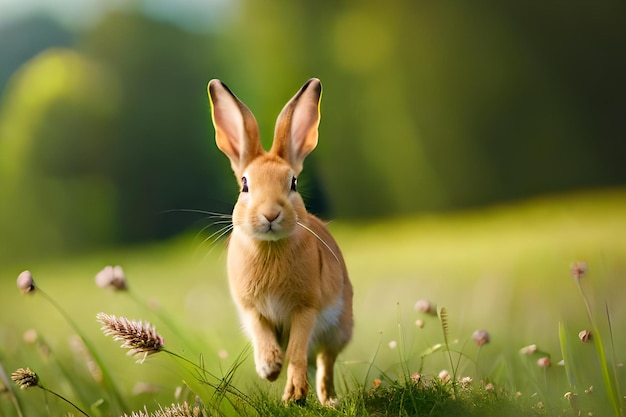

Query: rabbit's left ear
271 78 322 175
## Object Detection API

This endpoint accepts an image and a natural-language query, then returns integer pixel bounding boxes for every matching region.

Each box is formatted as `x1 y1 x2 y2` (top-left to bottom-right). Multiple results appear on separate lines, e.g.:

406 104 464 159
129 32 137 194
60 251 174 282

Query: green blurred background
1 2 626 413
1 0 624 263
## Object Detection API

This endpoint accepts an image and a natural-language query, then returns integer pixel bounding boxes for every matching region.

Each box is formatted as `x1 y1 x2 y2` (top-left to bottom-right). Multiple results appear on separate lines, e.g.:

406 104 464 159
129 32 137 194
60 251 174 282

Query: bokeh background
1 0 624 264
1 1 626 414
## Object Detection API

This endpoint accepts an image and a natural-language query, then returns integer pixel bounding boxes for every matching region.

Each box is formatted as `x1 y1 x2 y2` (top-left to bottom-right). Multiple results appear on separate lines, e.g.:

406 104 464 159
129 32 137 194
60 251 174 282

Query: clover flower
519 344 538 355
570 261 588 281
537 357 551 367
16 270 35 294
472 329 490 347
414 299 436 315
97 313 164 363
95 265 127 290
438 369 451 383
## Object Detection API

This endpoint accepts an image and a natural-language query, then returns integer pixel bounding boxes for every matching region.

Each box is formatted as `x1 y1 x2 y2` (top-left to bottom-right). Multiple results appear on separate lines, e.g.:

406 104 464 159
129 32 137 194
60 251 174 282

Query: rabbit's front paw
282 369 308 404
255 346 283 381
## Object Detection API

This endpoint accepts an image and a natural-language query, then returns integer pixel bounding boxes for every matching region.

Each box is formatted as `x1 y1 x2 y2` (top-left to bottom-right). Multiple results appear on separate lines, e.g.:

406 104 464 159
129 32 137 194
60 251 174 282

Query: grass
1 187 626 416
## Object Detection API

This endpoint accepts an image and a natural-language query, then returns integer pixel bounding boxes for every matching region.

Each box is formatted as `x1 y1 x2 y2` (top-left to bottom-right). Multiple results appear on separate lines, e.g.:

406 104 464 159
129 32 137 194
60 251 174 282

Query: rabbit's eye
291 176 297 192
241 177 249 193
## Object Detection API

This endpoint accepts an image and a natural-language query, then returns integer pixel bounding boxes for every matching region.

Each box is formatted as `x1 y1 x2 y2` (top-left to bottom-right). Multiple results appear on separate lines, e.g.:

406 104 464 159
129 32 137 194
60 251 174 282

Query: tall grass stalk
0 361 25 417
573 271 622 417
37 288 128 411
558 321 577 390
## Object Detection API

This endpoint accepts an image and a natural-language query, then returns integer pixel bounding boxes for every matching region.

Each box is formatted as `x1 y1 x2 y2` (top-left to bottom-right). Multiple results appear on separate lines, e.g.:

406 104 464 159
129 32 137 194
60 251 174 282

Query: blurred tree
0 15 72 96
222 0 626 217
1 1 625 263
0 13 234 262
0 49 120 261
79 12 233 243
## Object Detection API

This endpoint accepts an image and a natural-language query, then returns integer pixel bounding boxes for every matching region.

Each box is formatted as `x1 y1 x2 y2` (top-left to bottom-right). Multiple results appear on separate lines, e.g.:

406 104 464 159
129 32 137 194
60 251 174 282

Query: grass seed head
97 313 164 363
11 367 39 389
152 402 193 417
16 270 35 294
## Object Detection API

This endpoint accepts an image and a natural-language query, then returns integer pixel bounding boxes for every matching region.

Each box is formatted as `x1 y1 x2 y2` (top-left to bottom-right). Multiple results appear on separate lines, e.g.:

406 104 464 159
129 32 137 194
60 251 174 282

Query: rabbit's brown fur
208 78 353 405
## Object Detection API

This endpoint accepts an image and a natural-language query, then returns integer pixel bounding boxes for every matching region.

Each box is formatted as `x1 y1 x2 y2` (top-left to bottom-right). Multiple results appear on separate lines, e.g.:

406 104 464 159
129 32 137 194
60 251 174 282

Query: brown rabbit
207 78 353 405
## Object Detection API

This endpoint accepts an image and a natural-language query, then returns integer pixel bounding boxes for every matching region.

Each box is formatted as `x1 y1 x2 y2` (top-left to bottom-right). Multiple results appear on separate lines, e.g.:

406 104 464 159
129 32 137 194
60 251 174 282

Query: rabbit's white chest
256 294 290 326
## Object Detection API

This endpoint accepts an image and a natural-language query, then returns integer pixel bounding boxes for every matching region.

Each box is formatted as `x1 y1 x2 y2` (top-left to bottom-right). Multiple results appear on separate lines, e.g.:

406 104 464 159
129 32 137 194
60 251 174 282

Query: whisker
296 221 340 263
195 224 233 262
161 208 233 220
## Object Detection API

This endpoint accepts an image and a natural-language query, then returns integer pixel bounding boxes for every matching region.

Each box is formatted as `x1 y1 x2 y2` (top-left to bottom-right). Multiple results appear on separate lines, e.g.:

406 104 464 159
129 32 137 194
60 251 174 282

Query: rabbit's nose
263 210 281 223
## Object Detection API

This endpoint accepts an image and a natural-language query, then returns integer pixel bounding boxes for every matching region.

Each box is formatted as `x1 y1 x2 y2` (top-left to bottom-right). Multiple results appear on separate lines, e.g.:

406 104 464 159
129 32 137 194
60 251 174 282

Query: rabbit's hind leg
315 348 339 406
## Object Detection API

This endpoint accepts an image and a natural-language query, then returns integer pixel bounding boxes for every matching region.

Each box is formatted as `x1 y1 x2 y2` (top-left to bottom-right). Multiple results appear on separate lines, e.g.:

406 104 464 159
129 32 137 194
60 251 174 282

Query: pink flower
438 369 451 383
570 261 588 281
472 329 490 347
414 299 436 315
537 357 551 367
16 270 35 294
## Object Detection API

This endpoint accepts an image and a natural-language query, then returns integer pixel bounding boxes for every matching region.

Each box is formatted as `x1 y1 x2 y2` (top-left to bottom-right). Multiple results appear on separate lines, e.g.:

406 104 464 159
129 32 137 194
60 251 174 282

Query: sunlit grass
1 188 625 415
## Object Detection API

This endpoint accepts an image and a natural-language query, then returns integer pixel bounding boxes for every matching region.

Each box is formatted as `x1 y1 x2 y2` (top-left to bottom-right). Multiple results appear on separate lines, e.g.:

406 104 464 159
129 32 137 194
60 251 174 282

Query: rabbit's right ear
208 80 263 175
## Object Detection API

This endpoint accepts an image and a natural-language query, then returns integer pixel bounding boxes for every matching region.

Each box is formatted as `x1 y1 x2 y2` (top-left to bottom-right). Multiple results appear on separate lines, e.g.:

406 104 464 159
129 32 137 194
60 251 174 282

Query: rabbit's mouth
253 221 294 242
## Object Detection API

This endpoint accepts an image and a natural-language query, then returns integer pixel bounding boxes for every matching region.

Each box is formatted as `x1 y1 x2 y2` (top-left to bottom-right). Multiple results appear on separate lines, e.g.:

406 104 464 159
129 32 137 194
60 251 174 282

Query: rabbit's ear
208 79 263 175
271 78 322 175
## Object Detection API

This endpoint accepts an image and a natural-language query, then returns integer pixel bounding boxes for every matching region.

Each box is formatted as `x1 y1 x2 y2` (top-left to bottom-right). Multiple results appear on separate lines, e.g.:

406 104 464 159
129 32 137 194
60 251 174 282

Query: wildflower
537 357 551 367
484 382 495 391
414 299 436 315
570 261 588 281
23 329 38 344
415 319 425 328
410 372 421 384
11 368 39 389
16 270 35 294
218 349 229 359
372 378 382 388
95 265 127 290
585 385 594 394
97 312 164 363
438 369 451 383
472 329 490 347
459 376 472 388
578 329 592 343
388 340 397 349
520 344 538 355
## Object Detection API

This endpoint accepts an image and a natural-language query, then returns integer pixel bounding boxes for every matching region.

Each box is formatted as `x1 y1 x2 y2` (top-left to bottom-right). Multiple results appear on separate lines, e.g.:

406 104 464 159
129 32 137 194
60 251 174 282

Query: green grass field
2 188 625 416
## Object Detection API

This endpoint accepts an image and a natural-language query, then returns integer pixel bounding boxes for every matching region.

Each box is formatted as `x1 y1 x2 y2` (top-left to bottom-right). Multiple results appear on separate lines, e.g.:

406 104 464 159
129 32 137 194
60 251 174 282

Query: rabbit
207 78 353 406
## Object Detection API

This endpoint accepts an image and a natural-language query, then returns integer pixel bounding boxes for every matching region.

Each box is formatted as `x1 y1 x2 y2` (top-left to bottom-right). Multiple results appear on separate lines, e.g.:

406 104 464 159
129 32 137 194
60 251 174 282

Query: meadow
1 188 626 416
